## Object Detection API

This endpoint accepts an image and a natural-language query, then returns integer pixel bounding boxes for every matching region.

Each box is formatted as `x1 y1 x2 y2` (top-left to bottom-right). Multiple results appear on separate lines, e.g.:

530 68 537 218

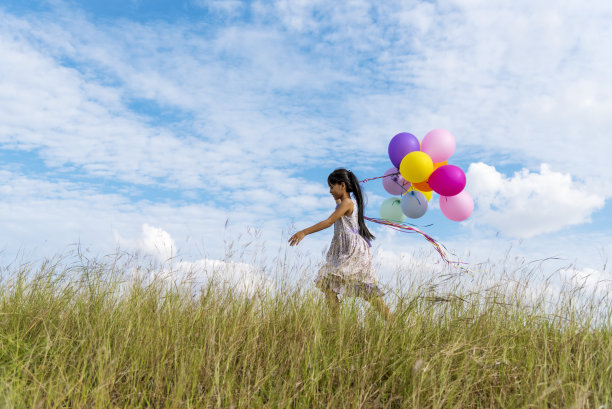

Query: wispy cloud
192 0 246 15
0 7 348 191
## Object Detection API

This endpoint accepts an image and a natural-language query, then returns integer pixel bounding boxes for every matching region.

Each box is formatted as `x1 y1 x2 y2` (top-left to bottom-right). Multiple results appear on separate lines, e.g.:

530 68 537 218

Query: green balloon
380 197 406 223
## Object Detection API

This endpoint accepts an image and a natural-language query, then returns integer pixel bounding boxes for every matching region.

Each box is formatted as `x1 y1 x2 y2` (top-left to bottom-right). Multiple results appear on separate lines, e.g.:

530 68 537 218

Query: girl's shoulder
341 197 354 217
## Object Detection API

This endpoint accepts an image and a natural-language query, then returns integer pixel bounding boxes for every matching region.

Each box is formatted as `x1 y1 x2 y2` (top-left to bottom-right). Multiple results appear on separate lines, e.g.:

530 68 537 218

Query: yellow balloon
399 151 434 183
408 186 433 201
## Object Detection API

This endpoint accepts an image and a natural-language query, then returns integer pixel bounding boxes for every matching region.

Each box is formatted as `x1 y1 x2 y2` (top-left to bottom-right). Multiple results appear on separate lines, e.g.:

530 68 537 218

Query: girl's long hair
327 168 375 242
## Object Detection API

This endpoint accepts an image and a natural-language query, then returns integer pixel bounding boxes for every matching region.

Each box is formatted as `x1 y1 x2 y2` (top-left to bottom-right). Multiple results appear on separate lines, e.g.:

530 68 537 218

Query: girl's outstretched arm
289 198 353 246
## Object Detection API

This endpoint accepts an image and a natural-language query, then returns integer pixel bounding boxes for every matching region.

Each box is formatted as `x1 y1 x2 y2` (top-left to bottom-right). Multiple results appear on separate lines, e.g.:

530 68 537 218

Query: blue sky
1 0 610 288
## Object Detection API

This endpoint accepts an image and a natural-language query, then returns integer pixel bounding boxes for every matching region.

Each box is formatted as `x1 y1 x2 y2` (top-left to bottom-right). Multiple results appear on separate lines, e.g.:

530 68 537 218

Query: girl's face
328 182 347 200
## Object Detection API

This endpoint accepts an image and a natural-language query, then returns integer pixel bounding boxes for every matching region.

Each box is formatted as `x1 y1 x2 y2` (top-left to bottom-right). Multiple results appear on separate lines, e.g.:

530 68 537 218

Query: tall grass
0 249 611 408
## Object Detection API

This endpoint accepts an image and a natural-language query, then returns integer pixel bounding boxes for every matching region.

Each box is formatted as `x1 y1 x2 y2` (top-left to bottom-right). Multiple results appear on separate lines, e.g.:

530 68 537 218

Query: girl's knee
325 289 339 301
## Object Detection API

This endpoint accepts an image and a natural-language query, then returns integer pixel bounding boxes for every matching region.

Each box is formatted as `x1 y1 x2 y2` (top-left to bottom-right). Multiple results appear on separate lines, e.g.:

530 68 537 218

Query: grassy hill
1 253 610 408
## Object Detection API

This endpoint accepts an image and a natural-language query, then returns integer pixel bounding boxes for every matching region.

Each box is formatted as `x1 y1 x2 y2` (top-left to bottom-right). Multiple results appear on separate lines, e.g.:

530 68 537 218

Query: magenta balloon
421 129 455 163
388 132 420 169
439 191 473 222
382 167 410 195
428 165 466 196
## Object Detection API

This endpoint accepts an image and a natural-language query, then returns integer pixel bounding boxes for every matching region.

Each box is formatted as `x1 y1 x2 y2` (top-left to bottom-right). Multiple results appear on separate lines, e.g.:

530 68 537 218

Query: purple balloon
388 132 420 169
428 164 466 196
382 167 410 195
439 191 473 222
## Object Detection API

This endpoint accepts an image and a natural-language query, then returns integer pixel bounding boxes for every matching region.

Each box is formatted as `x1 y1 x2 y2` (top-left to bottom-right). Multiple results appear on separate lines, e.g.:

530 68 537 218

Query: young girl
289 168 392 320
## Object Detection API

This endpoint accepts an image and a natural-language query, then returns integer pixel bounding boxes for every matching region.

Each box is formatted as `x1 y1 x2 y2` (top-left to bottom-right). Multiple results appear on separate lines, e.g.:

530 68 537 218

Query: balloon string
361 171 409 194
359 172 399 184
360 174 473 276
364 217 473 276
360 172 430 228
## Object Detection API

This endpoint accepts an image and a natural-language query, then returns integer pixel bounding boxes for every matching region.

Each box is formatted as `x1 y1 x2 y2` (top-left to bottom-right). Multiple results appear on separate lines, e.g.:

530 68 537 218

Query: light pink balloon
382 167 410 195
439 190 473 222
421 129 456 163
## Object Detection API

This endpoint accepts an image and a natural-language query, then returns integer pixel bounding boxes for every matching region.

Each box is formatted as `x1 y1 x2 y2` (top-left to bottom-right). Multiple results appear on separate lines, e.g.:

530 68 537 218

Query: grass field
1 249 611 408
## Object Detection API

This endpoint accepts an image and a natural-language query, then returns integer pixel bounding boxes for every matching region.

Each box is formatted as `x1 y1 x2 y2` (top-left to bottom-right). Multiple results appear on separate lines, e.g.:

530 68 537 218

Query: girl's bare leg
324 288 340 316
366 295 392 321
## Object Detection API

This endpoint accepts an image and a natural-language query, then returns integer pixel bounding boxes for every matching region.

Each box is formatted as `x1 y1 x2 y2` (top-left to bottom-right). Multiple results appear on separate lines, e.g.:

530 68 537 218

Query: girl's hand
288 231 306 246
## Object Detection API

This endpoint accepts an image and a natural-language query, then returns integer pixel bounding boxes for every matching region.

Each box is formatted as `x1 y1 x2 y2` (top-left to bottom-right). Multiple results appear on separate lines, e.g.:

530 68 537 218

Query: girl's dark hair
327 168 375 242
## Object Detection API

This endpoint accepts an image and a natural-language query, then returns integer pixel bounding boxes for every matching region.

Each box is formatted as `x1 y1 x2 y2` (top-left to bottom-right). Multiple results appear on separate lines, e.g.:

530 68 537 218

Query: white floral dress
315 198 384 298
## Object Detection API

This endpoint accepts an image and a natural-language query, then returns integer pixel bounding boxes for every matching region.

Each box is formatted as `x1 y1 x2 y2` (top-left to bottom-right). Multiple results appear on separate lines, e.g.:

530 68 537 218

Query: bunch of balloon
381 130 473 222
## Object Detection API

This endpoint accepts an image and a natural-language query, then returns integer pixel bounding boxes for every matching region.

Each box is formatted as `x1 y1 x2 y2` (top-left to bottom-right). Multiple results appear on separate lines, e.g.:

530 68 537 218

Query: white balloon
401 190 428 219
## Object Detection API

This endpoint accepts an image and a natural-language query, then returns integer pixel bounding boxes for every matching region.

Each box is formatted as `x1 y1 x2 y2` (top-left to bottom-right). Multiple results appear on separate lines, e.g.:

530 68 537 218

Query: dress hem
315 273 385 298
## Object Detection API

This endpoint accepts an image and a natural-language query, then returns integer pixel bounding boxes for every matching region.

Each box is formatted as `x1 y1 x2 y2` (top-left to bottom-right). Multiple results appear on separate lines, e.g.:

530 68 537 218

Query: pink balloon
428 165 466 196
382 167 410 195
439 191 473 222
421 129 456 163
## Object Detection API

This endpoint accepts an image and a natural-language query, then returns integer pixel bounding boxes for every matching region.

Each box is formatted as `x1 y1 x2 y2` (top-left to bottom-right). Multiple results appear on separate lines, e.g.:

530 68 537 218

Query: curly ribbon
360 173 472 275
363 217 472 275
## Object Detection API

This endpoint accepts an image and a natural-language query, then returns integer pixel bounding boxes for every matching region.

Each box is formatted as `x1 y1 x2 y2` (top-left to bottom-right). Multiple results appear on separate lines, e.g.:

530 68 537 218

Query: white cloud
559 267 612 297
374 246 454 288
173 258 273 296
138 224 176 262
123 223 274 295
467 162 605 238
